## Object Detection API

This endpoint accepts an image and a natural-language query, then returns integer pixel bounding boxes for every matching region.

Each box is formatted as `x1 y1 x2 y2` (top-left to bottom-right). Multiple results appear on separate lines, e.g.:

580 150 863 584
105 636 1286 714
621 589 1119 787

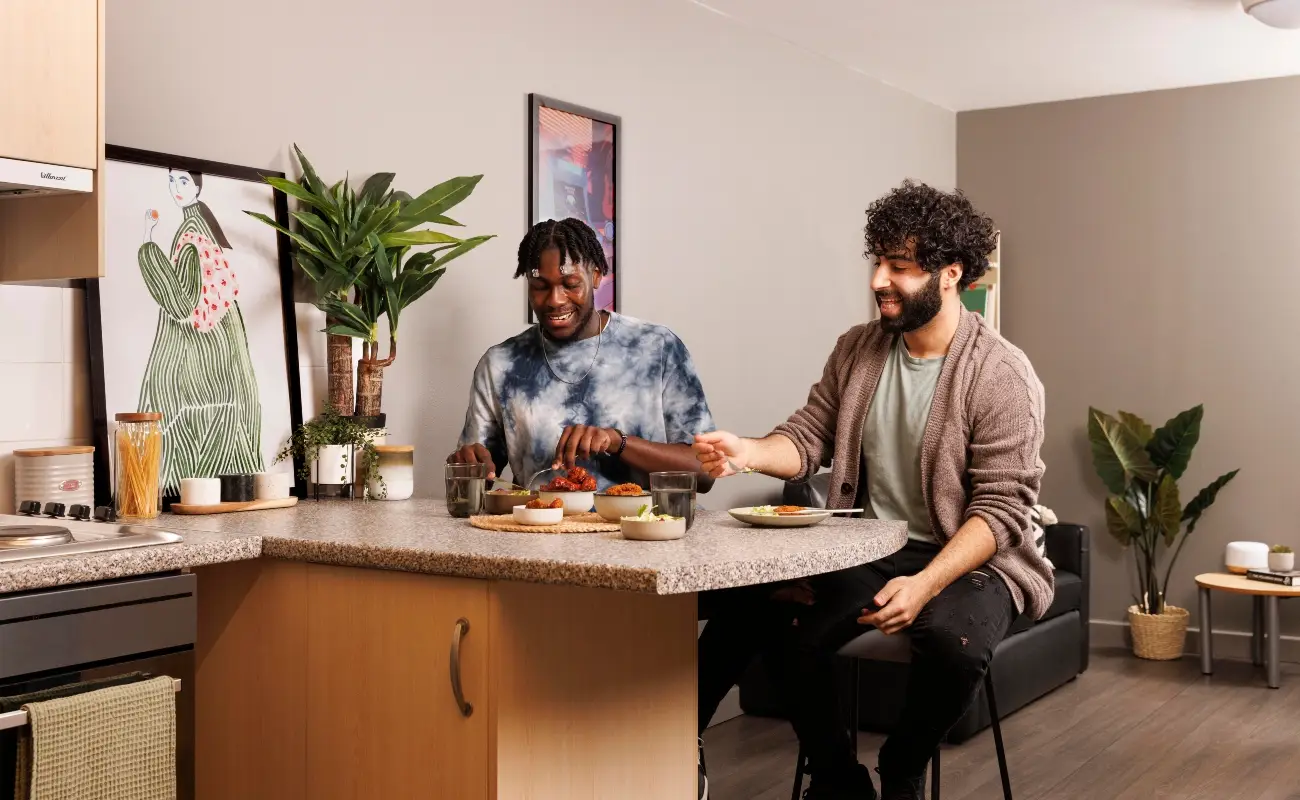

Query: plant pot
310 445 353 486
367 445 414 501
1127 604 1189 661
1269 552 1295 573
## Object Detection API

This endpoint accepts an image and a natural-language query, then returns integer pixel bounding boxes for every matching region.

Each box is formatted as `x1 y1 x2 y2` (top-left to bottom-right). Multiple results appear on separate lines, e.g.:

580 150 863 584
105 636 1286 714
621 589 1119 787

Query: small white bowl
594 493 652 522
538 490 595 516
513 505 564 526
621 516 687 541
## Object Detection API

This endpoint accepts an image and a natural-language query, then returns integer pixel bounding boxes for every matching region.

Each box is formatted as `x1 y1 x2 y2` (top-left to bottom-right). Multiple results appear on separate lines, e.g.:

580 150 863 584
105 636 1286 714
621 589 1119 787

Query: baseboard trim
1090 619 1300 663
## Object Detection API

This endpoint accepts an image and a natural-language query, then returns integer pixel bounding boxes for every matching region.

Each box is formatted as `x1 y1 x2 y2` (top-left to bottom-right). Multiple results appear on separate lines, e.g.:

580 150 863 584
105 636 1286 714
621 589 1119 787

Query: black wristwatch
611 428 628 457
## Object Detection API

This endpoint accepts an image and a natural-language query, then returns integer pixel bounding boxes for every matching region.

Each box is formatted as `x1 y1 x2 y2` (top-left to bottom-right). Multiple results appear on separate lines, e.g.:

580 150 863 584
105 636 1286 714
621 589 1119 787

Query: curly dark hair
864 180 998 290
515 218 609 279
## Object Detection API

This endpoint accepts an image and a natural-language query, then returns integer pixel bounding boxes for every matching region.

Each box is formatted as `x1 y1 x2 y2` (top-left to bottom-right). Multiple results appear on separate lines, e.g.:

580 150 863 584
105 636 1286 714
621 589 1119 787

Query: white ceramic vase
310 445 353 486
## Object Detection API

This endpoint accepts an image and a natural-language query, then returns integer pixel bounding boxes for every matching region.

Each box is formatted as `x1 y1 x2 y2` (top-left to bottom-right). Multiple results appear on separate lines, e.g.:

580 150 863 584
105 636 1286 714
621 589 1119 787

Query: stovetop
0 503 183 564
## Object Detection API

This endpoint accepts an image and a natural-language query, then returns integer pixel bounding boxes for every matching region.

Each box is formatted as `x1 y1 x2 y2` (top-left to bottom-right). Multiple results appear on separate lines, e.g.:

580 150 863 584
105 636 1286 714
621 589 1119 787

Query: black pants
698 540 1015 780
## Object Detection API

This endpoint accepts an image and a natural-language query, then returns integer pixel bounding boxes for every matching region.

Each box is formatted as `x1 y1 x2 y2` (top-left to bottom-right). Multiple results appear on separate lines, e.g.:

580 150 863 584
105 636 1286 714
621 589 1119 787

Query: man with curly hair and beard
693 181 1052 799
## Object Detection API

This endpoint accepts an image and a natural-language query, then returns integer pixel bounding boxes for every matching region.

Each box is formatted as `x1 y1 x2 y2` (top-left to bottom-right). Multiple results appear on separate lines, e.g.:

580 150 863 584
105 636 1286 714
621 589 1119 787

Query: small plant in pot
275 408 383 498
1088 405 1239 660
1269 545 1295 573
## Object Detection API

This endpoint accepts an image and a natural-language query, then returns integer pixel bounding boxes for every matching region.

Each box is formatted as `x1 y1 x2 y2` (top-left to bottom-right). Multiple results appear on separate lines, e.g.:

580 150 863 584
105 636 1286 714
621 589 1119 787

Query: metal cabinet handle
450 617 473 717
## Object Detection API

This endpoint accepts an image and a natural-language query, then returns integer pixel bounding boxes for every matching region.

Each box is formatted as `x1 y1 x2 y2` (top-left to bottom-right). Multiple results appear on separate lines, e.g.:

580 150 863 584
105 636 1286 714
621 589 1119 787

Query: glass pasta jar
114 412 163 519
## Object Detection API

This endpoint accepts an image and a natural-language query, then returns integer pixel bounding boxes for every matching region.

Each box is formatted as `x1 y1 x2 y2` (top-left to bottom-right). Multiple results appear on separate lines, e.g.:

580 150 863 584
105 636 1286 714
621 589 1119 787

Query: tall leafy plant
1087 405 1239 615
246 144 493 417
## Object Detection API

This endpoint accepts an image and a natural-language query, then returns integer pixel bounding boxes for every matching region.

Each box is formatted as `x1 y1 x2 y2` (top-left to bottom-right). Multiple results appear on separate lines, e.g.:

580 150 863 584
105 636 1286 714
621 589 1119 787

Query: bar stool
790 629 1013 800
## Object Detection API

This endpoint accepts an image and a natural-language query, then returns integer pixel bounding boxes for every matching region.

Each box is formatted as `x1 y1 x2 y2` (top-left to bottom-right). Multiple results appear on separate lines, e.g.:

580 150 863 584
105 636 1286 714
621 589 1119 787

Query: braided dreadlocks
515 218 609 279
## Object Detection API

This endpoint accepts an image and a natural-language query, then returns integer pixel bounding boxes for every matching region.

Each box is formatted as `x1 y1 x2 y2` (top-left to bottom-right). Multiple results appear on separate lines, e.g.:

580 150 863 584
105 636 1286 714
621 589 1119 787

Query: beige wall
89 0 954 512
958 76 1300 640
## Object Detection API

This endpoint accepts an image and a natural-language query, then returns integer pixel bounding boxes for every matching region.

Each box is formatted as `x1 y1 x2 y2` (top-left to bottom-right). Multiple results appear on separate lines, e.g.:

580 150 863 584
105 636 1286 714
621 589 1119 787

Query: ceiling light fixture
1243 0 1300 29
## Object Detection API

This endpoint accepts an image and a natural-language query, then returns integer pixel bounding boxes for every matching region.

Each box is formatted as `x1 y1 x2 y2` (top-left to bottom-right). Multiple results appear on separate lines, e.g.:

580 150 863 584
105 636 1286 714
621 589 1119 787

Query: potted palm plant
246 144 494 422
1087 405 1238 660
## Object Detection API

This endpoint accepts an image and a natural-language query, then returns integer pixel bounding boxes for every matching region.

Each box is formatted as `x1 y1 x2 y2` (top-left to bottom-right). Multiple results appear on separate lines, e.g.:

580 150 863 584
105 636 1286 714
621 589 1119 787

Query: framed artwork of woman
88 146 305 506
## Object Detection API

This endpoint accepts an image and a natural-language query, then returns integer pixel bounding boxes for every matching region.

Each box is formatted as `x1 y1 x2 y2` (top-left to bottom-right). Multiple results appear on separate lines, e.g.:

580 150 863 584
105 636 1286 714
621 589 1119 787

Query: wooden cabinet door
305 565 489 800
0 0 99 168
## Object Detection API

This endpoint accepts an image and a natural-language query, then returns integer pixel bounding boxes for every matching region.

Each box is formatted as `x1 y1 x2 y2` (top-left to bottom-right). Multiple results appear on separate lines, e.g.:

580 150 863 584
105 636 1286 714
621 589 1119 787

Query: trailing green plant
275 408 382 489
1088 405 1239 616
1272 544 1294 554
246 144 494 417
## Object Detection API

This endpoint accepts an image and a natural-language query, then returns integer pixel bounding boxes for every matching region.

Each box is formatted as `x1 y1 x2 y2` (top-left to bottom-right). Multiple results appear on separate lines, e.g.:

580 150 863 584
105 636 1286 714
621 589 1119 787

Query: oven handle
0 678 181 731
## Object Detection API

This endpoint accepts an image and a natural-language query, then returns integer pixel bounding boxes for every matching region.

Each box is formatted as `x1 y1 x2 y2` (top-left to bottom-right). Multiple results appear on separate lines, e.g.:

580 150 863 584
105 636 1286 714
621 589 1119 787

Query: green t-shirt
860 335 945 544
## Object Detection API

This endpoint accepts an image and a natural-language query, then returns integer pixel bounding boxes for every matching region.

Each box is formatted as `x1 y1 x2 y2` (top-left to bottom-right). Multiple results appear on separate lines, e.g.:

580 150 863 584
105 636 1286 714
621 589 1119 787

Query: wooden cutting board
170 497 299 515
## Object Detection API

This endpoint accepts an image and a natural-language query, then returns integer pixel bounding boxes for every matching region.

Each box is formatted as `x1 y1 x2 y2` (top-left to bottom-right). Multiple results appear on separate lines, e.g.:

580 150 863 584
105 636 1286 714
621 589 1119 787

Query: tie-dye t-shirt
457 313 715 490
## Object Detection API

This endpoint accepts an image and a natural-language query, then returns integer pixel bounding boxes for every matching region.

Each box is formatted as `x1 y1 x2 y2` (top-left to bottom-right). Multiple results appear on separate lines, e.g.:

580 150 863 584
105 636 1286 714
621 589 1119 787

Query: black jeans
698 540 1015 781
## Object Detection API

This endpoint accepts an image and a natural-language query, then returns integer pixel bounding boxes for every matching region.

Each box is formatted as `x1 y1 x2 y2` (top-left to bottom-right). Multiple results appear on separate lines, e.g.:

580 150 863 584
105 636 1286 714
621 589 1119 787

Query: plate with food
620 504 687 541
537 467 598 515
728 505 833 528
593 482 651 521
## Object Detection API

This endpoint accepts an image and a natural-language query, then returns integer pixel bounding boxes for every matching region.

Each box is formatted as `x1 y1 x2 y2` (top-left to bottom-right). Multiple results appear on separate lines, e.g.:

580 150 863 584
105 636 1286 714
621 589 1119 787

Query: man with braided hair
448 217 716 496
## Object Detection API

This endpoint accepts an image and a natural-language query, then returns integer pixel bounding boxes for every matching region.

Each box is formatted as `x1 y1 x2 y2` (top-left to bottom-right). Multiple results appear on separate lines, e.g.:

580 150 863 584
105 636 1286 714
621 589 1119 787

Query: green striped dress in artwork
137 203 264 496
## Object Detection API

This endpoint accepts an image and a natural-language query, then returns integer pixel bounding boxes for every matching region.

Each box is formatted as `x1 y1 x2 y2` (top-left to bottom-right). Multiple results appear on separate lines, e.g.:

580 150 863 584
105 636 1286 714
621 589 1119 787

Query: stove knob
43 502 66 518
17 500 42 516
93 505 118 523
68 504 92 521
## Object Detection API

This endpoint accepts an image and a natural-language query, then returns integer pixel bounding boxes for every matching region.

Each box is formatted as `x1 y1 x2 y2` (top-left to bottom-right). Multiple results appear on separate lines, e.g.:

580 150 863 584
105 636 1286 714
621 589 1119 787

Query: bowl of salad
484 485 538 515
620 504 687 541
537 467 597 516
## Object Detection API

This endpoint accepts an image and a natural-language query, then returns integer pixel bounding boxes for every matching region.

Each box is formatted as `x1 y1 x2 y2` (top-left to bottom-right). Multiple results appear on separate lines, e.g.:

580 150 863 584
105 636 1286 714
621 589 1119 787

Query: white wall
0 286 92 513
0 0 954 511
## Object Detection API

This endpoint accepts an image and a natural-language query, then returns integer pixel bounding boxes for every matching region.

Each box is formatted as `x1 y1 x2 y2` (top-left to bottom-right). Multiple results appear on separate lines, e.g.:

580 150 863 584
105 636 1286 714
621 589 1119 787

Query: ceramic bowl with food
538 490 595 516
537 467 599 516
484 489 538 515
512 504 564 526
593 483 651 522
621 512 687 541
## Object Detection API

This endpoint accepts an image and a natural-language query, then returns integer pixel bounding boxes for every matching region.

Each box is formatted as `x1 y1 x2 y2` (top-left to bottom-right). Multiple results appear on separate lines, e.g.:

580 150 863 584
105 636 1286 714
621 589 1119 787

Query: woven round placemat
468 511 620 534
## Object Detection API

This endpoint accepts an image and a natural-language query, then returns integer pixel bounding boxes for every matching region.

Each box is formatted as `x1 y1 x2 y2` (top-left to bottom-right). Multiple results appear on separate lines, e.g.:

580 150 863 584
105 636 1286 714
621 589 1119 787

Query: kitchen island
0 499 905 799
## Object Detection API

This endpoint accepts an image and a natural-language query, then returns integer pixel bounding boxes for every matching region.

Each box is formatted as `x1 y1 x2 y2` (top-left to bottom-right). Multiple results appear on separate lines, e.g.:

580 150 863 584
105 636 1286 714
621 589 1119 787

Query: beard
876 272 943 334
540 298 598 342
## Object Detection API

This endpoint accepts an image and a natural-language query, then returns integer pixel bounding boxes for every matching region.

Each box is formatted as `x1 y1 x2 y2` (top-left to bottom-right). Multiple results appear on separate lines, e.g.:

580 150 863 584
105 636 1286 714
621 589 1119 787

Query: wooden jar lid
374 445 415 453
13 446 95 457
116 412 162 422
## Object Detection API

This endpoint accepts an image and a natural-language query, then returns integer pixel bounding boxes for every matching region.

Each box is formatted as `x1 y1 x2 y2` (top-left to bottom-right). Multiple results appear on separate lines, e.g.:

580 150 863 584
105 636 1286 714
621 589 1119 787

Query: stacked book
1246 569 1300 587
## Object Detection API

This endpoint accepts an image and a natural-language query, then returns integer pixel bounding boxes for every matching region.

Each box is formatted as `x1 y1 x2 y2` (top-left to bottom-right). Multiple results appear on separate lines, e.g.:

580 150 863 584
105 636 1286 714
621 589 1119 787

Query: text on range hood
0 157 93 199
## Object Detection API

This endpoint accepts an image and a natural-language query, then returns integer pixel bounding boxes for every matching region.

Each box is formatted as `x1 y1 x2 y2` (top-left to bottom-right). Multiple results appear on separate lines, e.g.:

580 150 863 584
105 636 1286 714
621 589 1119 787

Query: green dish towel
17 676 175 800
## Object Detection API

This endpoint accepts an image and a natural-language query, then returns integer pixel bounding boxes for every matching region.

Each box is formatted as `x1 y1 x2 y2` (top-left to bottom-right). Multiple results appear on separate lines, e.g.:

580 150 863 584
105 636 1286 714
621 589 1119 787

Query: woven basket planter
1128 604 1189 661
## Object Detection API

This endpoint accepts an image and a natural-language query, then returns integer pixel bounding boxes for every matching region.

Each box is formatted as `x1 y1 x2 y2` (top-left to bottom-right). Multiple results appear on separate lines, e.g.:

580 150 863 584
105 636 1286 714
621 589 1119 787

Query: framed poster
527 93 620 322
88 145 305 506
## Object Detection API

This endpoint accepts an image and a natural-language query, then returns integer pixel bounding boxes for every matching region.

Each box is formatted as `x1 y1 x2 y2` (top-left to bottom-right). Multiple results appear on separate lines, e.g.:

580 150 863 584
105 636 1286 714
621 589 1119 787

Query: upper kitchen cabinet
0 0 105 282
0 1 99 169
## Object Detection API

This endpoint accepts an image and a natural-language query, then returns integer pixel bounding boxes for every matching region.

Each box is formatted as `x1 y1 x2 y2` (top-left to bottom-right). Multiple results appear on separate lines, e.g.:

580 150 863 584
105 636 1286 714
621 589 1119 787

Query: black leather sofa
727 479 1090 744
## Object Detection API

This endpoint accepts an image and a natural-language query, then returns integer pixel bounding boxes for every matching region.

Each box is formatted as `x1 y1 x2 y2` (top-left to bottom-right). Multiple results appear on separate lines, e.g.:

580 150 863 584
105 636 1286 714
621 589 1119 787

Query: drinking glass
649 472 697 531
445 463 488 518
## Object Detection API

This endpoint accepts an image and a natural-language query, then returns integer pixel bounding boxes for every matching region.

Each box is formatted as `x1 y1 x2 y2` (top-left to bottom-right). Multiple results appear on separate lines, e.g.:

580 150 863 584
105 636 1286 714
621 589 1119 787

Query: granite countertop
0 499 907 595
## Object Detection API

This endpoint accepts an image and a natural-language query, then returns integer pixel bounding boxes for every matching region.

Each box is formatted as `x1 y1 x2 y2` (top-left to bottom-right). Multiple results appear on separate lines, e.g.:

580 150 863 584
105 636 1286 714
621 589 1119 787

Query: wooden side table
1195 572 1299 688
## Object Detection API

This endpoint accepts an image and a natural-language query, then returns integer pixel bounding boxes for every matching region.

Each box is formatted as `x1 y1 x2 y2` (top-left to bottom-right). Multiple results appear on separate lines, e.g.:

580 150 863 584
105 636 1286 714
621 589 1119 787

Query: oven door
0 647 194 800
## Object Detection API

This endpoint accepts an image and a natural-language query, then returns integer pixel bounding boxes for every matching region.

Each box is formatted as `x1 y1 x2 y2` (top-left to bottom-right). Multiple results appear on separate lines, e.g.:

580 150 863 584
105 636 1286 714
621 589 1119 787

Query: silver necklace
539 313 607 385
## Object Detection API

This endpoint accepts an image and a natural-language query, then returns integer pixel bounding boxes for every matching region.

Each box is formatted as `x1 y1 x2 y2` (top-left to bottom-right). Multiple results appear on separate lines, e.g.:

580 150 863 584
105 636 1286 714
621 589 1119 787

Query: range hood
0 156 93 199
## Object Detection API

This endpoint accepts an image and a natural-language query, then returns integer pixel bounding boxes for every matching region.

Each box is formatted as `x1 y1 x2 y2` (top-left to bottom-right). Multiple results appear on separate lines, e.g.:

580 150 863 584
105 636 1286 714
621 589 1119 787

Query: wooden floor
702 648 1300 799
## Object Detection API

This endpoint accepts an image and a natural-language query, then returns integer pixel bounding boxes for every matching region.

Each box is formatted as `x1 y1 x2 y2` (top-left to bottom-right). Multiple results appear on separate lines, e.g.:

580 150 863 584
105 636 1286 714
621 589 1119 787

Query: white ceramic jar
368 445 414 501
13 446 94 511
